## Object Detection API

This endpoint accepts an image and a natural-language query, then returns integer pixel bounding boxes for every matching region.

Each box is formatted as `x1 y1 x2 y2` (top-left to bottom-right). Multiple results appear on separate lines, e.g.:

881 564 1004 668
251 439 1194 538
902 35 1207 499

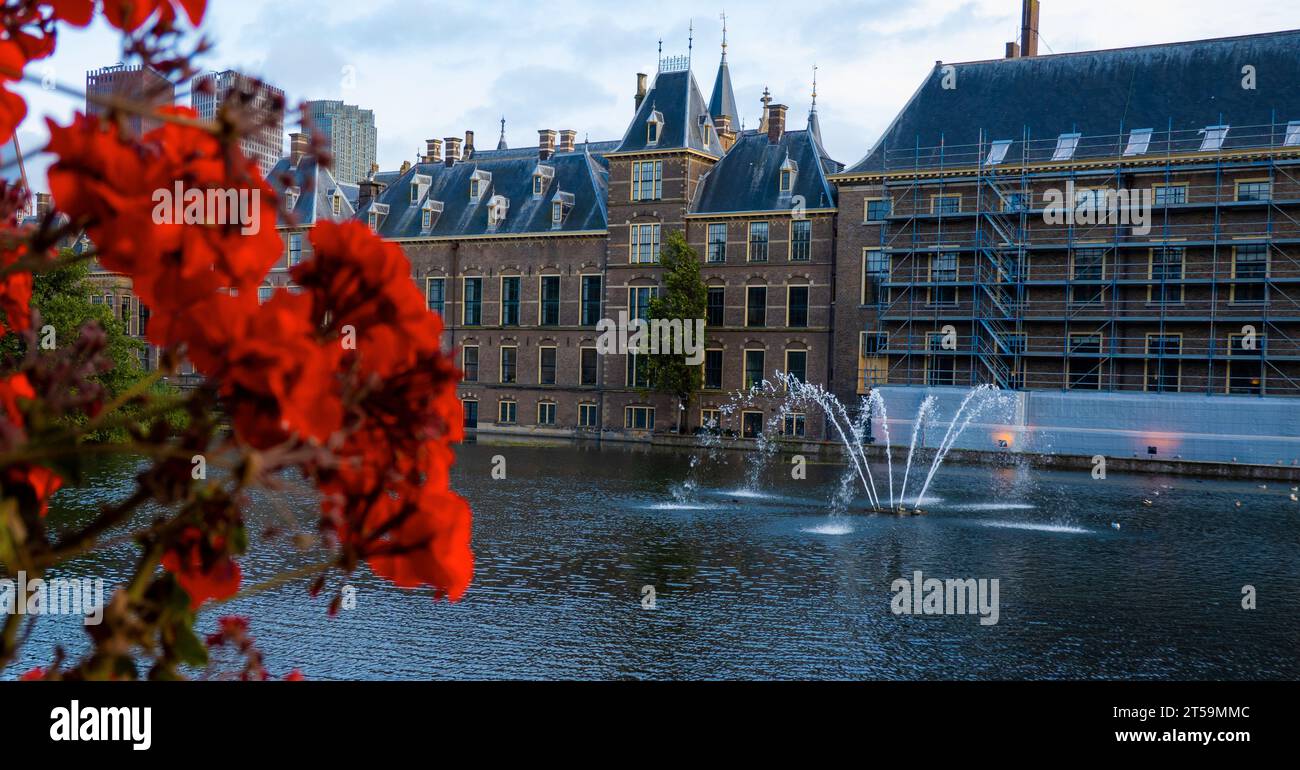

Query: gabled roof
358 145 610 239
844 29 1300 175
614 68 725 156
691 128 839 214
267 155 357 226
708 55 739 124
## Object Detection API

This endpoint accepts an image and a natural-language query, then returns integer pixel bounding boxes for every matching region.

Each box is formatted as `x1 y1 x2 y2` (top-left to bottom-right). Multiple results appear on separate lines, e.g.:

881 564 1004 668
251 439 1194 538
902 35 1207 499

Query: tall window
628 287 657 321
288 233 303 266
498 400 517 424
580 348 598 386
1228 333 1263 394
581 275 602 325
1145 334 1181 392
540 276 560 326
463 278 482 326
926 332 956 386
747 222 769 262
931 194 960 215
863 250 890 304
746 286 767 327
930 253 958 306
500 277 521 325
500 347 517 384
1236 181 1271 202
784 350 808 383
1153 185 1186 206
626 353 649 388
426 277 445 316
790 220 811 261
865 198 891 222
537 402 557 426
257 287 272 305
707 223 727 263
462 346 479 382
1068 333 1103 390
704 350 723 390
1232 245 1268 303
787 286 809 328
1070 248 1106 305
706 287 725 326
138 303 150 338
539 347 557 385
462 399 478 429
1149 247 1184 305
631 223 661 263
578 403 599 428
744 349 765 390
631 160 663 201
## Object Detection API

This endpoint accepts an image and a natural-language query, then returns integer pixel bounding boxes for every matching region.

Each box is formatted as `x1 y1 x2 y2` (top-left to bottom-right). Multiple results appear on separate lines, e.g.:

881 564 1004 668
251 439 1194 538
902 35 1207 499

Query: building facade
254 22 1300 447
86 64 175 139
303 100 378 185
190 70 286 176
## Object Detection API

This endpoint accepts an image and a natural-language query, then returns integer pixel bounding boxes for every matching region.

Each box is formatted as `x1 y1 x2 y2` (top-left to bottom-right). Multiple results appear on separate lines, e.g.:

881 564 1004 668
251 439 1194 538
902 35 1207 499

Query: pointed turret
707 15 739 125
808 65 825 150
496 117 508 150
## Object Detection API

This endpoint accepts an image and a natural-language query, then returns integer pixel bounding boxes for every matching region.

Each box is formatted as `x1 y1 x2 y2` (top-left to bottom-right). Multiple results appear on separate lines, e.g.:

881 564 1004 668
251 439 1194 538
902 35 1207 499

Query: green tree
2 253 150 438
645 231 708 433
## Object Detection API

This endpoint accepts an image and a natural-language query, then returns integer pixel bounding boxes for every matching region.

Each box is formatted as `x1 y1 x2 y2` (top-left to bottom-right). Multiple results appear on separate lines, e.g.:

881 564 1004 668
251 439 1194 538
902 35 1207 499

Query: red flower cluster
0 372 62 516
45 114 472 605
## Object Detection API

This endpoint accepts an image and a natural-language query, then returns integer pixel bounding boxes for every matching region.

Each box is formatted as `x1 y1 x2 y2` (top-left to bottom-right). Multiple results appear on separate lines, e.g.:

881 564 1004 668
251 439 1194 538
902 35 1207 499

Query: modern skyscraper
190 70 286 177
302 100 377 185
85 64 175 139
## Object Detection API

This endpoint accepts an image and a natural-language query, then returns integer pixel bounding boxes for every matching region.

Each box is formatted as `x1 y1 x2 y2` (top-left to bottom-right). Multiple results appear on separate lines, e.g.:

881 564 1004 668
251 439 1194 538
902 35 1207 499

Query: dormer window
1123 128 1153 157
1051 133 1081 161
330 190 342 217
551 191 575 230
986 139 1012 166
367 203 390 233
421 199 444 233
409 174 431 205
779 158 798 193
486 195 509 230
469 169 492 201
284 186 300 211
646 110 664 145
1200 124 1229 152
532 164 555 197
1286 121 1300 147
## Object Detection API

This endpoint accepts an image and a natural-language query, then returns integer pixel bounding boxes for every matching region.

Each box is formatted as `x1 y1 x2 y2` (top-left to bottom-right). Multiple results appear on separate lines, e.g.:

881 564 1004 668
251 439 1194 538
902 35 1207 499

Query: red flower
0 243 34 334
0 41 28 144
45 1 96 26
161 526 241 609
0 372 34 428
18 667 45 681
100 0 206 31
283 669 304 681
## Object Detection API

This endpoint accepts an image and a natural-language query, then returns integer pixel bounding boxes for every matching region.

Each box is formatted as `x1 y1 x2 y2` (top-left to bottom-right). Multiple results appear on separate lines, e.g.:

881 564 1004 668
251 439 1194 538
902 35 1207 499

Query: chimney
538 129 558 160
1005 41 1020 59
1020 0 1040 57
715 115 738 152
767 104 787 144
358 176 385 209
558 129 577 154
423 138 442 164
464 130 475 159
444 136 463 166
289 132 309 165
635 73 648 111
34 192 52 219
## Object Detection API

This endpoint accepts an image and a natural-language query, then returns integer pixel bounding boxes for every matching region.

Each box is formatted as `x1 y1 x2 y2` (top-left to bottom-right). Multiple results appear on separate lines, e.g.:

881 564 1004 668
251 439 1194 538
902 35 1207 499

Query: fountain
722 374 1010 515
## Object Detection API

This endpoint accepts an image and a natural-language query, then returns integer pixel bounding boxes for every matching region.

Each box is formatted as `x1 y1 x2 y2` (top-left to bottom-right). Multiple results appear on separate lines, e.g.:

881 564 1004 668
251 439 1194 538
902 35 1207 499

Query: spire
707 13 738 124
808 64 824 149
758 86 772 132
497 117 508 150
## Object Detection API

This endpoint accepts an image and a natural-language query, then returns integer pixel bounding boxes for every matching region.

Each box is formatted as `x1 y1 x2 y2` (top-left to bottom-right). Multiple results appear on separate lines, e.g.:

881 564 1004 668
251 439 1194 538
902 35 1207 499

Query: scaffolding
860 120 1300 396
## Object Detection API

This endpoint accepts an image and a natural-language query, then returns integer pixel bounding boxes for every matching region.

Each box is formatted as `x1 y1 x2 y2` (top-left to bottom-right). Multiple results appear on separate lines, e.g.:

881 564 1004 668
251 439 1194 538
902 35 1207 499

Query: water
7 441 1299 680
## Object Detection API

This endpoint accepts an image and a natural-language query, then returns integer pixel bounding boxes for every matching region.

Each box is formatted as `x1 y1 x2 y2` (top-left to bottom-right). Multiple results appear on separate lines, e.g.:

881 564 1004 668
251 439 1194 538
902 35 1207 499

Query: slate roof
691 128 839 214
614 68 725 156
844 29 1300 175
708 55 739 123
267 155 357 226
358 144 611 239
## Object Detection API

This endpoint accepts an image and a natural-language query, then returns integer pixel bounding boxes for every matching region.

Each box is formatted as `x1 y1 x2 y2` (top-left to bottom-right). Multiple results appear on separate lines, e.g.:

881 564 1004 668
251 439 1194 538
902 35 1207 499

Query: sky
10 0 1300 190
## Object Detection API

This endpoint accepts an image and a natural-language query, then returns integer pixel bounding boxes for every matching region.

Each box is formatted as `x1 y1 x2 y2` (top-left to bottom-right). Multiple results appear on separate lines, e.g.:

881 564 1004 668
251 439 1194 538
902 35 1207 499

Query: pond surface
7 441 1300 680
